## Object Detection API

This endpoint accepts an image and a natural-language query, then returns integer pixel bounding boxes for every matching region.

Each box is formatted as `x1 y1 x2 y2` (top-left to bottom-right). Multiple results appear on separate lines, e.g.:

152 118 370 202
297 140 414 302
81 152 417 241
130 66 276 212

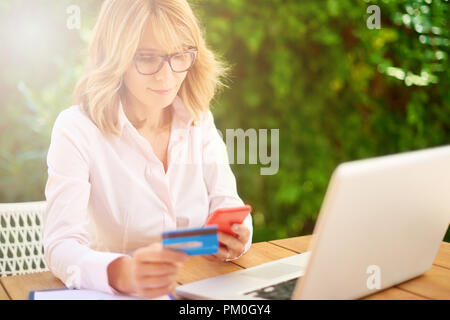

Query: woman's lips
148 87 173 95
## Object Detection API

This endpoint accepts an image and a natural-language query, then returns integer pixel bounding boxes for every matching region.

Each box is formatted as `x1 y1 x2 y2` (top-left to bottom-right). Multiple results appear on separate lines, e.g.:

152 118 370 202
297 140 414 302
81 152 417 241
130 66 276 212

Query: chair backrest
0 201 48 277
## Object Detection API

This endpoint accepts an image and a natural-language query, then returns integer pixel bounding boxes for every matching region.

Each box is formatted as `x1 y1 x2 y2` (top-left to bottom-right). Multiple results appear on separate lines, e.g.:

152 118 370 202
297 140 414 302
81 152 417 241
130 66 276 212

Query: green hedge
194 0 450 241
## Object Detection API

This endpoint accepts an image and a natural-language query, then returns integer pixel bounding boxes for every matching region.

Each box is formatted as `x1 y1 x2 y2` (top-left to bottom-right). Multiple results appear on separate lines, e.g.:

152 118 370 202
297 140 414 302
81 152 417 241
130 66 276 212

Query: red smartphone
205 204 252 235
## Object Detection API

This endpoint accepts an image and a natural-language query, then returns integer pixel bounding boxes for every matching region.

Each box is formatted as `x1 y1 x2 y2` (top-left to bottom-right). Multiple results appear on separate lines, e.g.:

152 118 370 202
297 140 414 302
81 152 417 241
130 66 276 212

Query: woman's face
123 25 189 111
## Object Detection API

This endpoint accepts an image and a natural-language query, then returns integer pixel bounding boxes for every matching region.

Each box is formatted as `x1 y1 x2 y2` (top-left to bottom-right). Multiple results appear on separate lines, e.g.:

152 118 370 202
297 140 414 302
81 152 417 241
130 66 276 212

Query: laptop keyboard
243 277 300 300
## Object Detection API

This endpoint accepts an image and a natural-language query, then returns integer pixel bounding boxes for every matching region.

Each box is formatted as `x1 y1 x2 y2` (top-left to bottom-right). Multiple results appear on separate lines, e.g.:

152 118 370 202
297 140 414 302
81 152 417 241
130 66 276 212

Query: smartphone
205 204 252 235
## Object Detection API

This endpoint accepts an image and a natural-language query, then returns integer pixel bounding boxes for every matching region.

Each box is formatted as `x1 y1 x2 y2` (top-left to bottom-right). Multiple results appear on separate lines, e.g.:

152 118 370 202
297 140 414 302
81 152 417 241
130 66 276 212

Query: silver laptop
176 145 450 300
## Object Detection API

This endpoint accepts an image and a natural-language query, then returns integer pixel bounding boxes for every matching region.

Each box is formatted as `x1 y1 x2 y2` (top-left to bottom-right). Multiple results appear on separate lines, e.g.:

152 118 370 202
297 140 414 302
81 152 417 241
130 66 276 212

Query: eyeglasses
133 47 198 75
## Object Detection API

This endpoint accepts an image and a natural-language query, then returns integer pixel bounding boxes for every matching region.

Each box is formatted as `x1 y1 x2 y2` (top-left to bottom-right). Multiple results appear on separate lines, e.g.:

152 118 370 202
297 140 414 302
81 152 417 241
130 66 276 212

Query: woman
43 0 252 299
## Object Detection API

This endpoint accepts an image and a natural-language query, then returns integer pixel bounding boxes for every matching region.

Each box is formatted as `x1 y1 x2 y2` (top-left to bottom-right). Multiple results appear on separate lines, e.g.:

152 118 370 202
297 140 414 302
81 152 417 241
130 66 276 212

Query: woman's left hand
205 224 251 262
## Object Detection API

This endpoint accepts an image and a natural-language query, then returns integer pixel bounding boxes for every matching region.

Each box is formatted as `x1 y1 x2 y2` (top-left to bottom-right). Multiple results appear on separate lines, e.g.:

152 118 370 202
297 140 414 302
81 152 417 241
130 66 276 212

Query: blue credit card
162 225 219 256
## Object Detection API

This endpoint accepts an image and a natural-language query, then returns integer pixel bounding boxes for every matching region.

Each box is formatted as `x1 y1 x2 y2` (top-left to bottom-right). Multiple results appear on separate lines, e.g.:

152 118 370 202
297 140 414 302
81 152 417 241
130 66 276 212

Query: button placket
144 165 167 229
170 128 190 168
164 171 177 227
127 123 162 166
145 165 152 180
145 164 177 228
176 216 189 228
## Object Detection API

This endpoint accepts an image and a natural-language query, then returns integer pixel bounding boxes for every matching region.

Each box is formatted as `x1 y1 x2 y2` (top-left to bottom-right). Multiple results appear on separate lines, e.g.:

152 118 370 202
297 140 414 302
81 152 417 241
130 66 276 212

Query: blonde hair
73 0 228 137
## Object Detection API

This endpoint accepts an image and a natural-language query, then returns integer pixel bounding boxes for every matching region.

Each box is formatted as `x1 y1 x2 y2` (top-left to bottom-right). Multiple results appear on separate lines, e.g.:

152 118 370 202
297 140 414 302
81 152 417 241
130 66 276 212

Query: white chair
0 201 49 277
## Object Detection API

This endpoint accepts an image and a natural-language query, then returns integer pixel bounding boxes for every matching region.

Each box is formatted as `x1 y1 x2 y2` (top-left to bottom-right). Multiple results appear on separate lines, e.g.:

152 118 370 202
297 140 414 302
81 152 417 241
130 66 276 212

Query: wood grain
0 272 64 300
396 264 450 300
433 241 450 270
268 235 313 253
176 255 243 285
1 236 449 300
361 287 426 300
231 242 298 269
0 281 10 300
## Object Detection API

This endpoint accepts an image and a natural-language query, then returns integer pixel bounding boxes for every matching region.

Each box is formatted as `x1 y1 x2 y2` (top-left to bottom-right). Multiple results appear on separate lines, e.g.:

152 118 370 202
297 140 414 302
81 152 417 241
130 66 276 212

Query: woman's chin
144 91 177 108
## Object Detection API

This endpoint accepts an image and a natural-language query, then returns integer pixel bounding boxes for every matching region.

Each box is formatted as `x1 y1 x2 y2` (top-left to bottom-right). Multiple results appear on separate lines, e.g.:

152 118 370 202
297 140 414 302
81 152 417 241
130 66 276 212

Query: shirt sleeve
43 111 127 294
201 110 253 257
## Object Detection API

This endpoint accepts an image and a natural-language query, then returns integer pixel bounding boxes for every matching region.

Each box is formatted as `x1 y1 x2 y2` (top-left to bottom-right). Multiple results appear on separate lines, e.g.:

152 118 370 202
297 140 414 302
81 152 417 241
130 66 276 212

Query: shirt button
145 166 152 179
176 217 189 228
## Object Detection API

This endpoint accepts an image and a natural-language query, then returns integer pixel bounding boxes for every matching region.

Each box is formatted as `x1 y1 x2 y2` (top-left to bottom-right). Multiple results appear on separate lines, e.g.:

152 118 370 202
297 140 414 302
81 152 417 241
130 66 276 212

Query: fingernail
232 224 239 232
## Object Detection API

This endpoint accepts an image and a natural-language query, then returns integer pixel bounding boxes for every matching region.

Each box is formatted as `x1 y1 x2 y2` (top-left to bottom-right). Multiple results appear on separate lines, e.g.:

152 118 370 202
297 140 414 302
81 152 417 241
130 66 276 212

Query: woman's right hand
108 242 189 299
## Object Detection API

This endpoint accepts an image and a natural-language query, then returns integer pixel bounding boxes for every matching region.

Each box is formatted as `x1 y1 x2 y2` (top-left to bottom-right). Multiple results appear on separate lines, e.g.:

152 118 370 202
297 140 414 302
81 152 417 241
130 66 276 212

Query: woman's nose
154 60 174 82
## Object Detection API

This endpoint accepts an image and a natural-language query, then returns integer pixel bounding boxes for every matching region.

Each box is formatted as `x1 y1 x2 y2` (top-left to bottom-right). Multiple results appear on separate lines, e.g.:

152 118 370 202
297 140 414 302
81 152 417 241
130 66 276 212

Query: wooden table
1 235 449 300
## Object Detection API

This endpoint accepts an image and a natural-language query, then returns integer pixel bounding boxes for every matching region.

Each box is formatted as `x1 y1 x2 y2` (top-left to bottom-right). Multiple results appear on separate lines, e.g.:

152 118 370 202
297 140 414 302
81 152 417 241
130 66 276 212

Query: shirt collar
117 95 195 137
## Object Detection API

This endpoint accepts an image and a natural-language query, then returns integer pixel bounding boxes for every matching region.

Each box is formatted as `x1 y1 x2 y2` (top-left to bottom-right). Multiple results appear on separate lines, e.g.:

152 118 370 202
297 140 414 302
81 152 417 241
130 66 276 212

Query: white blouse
43 95 253 294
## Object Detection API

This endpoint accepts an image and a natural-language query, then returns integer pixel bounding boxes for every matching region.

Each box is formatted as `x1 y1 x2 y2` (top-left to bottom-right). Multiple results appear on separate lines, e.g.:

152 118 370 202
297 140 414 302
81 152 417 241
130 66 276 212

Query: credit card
162 225 219 256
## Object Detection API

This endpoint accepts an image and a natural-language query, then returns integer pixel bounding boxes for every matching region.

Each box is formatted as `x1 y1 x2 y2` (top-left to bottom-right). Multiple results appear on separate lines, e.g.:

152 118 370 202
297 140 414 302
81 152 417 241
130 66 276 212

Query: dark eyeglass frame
133 46 198 75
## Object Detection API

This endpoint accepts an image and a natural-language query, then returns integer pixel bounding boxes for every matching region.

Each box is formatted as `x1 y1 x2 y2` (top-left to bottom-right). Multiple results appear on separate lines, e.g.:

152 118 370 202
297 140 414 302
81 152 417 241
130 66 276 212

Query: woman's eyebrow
137 46 189 54
136 48 161 53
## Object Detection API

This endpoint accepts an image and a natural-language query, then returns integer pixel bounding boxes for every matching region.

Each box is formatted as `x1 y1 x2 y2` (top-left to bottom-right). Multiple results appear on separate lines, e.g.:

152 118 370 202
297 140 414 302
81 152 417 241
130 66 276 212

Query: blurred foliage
0 0 449 242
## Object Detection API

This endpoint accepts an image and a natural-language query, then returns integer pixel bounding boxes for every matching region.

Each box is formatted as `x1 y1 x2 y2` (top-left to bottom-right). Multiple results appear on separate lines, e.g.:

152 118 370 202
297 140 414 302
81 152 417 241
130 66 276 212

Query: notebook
29 288 173 300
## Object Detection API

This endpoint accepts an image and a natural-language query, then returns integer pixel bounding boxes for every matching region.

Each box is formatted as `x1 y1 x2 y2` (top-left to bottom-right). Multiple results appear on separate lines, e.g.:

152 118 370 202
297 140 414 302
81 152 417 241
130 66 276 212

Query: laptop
176 145 450 299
